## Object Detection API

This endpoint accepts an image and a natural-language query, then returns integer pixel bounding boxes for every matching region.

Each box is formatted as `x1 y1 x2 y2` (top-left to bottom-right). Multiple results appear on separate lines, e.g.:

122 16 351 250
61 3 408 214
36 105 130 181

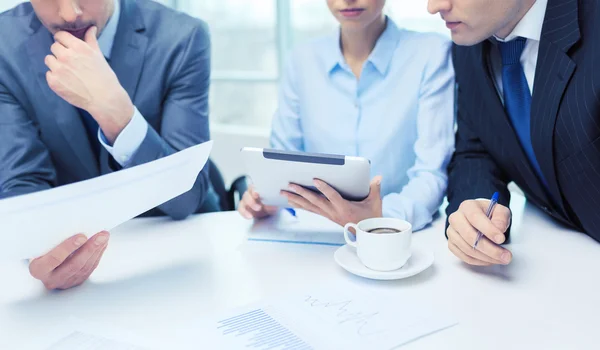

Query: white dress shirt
96 0 149 166
491 0 547 99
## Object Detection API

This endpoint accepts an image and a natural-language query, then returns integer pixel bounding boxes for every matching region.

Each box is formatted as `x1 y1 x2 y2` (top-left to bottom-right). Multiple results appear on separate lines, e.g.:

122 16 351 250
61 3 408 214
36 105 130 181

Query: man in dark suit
427 0 600 266
0 0 219 289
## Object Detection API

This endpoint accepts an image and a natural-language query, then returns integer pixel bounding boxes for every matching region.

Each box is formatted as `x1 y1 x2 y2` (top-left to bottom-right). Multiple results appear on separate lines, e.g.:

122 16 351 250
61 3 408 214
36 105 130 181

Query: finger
238 202 253 219
84 26 100 51
459 201 506 244
47 232 109 287
46 71 60 92
57 239 108 290
50 42 69 61
288 184 333 217
249 186 259 199
489 204 512 233
44 55 60 72
447 227 504 265
246 206 270 219
284 192 321 215
313 179 344 206
29 234 88 280
475 236 512 264
242 191 263 213
247 191 263 212
449 211 511 263
54 31 83 48
238 193 267 219
264 205 279 215
448 241 491 266
368 176 383 200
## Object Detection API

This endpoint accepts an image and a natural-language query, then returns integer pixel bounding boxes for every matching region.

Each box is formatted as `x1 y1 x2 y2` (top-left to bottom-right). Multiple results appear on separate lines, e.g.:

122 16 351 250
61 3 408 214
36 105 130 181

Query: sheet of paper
0 141 213 260
247 209 346 246
201 285 458 349
46 331 147 350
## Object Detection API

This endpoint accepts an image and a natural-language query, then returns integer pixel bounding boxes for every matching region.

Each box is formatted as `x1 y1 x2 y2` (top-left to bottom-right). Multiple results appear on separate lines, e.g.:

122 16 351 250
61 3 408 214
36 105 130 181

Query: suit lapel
475 42 550 200
530 0 580 215
26 17 99 178
110 0 148 103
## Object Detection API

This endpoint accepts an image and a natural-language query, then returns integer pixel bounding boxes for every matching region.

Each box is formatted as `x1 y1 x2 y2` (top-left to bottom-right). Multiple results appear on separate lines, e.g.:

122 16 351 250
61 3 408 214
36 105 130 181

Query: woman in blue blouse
239 0 455 231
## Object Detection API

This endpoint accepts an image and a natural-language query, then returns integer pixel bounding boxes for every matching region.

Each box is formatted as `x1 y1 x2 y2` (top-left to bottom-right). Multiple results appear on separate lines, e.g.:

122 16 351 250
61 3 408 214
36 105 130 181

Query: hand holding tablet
240 148 382 226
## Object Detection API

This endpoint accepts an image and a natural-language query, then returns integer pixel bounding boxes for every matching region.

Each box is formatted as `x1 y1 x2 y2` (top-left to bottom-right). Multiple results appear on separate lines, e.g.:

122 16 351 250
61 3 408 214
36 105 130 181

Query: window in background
291 0 336 44
185 0 278 75
179 0 279 128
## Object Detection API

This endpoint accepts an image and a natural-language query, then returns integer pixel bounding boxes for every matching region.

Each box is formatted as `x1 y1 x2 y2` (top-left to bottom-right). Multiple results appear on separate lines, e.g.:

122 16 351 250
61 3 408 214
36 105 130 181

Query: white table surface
1 193 599 350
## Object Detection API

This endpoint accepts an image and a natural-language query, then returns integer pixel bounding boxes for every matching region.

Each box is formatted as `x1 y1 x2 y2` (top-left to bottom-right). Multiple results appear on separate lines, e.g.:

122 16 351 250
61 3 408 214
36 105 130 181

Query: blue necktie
498 37 547 187
77 108 100 160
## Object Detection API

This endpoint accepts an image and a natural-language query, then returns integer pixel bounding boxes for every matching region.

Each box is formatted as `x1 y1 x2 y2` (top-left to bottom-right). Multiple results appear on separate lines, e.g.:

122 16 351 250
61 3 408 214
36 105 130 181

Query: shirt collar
368 18 400 75
494 0 547 43
98 0 120 59
323 16 400 76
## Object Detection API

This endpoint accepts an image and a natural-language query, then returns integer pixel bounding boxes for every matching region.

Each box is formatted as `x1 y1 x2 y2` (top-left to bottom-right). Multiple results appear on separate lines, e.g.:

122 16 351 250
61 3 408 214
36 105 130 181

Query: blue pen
284 208 297 217
473 192 500 250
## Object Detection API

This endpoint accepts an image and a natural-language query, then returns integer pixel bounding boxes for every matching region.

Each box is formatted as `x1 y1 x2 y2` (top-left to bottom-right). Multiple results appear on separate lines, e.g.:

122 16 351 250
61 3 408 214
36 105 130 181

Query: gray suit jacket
0 0 220 219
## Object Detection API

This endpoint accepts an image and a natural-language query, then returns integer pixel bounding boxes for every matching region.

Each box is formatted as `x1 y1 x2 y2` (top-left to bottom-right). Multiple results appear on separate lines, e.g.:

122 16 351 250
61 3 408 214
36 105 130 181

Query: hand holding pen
446 193 513 266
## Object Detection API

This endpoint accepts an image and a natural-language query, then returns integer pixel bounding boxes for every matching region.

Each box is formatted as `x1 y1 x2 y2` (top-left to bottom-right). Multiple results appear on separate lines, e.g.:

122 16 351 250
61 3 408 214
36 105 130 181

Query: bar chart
217 308 313 350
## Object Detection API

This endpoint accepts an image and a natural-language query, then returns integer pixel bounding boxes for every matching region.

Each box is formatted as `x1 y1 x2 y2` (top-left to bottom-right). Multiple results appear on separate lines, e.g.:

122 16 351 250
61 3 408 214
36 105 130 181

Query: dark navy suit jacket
448 0 600 242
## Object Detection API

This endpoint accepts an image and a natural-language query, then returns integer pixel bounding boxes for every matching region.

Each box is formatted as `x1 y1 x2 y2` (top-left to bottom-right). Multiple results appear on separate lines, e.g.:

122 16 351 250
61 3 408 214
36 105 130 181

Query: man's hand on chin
44 26 134 144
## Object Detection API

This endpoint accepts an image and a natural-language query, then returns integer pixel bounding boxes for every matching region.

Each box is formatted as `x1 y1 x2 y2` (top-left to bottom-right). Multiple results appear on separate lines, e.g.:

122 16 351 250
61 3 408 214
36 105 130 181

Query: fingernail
95 234 108 246
501 252 511 264
313 180 321 188
252 204 262 211
75 236 87 246
287 185 296 192
495 235 504 244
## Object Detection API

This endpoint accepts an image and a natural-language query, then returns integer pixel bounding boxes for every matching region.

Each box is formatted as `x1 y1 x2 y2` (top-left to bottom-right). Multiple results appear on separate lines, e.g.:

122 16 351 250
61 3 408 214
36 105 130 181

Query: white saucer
334 245 434 280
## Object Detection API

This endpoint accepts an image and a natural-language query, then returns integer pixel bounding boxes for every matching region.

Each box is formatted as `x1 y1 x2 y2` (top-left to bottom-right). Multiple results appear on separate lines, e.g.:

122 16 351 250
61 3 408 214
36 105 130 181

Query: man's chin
450 31 489 47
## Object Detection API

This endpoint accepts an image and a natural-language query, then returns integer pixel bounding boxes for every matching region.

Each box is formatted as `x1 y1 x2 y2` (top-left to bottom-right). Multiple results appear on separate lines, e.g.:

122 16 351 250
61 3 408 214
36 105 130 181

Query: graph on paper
212 287 458 350
216 308 313 350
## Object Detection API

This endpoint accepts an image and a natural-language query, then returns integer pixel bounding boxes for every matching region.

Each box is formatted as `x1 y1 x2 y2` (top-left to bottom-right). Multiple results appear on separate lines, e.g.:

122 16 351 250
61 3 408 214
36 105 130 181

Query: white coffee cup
344 218 412 272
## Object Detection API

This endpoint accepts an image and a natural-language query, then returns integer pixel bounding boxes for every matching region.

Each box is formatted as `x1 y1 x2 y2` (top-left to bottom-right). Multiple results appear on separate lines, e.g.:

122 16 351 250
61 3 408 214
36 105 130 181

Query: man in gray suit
0 0 220 290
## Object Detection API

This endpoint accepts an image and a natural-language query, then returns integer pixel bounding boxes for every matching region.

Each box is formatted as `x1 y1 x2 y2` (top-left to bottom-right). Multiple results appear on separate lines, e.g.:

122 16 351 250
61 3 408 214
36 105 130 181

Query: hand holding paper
29 232 109 290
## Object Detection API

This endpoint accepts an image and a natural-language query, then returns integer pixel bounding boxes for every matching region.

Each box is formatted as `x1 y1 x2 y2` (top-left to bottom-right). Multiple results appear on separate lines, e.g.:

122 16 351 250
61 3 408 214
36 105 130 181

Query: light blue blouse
270 18 455 230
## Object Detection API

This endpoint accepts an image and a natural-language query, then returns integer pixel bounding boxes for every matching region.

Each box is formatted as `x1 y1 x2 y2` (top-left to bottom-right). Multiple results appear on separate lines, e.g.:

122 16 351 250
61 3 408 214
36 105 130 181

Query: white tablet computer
241 148 371 207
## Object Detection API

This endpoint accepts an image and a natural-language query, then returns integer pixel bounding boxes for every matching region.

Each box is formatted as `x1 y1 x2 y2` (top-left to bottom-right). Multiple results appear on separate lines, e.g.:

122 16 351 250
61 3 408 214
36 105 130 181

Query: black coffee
367 227 402 234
